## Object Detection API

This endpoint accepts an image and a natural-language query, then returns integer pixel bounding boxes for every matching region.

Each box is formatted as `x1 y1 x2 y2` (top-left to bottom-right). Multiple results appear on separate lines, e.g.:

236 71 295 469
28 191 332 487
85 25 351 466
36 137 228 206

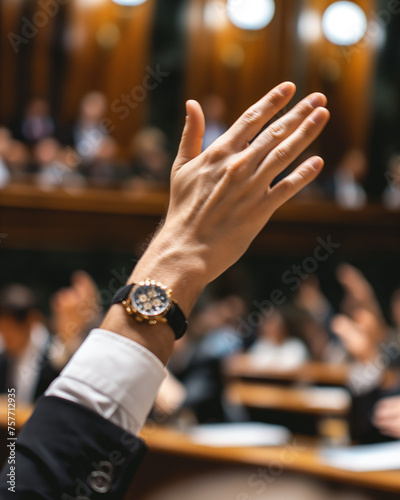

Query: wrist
130 230 207 316
101 305 175 364
101 230 207 365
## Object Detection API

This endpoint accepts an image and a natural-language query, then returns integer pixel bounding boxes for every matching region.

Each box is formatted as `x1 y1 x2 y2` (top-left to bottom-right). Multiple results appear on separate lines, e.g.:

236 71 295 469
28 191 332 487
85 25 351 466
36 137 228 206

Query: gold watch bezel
122 279 173 325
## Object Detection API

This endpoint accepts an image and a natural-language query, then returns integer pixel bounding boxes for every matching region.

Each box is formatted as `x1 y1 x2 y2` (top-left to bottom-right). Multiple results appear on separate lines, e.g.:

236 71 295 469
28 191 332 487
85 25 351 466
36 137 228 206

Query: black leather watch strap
111 284 188 340
164 303 188 340
111 284 133 304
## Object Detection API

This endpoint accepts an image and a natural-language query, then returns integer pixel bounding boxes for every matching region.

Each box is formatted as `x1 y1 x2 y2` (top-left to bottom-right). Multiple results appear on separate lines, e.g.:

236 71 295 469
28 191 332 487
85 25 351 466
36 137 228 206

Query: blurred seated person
336 263 387 334
201 94 227 151
332 309 400 443
81 136 123 188
0 284 59 404
157 295 247 423
73 91 108 164
248 306 310 369
33 137 85 189
331 264 400 443
21 98 55 145
0 127 12 187
4 140 32 183
295 276 346 363
49 271 102 370
297 264 390 364
333 262 391 369
325 149 368 209
128 127 170 186
382 154 400 210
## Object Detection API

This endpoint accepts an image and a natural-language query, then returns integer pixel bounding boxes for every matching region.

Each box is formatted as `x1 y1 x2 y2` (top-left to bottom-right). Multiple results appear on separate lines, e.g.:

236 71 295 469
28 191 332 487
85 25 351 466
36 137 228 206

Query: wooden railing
1 184 400 254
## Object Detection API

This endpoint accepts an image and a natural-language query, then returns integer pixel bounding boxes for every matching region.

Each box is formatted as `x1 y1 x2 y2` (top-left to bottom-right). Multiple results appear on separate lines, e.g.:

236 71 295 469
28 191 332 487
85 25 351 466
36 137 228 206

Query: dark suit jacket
0 396 147 499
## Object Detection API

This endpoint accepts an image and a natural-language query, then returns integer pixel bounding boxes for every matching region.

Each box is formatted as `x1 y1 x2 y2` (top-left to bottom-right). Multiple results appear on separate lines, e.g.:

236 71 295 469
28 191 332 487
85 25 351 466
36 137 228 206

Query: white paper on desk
300 387 351 409
320 440 400 471
187 422 291 447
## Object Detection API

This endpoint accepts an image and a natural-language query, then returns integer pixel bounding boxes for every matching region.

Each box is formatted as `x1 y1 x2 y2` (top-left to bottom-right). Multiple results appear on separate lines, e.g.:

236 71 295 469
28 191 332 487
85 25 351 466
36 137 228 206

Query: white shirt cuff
46 328 166 435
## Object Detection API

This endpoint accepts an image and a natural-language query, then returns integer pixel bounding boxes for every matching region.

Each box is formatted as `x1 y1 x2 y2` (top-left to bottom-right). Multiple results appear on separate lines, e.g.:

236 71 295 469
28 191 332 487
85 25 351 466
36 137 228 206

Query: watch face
131 283 171 318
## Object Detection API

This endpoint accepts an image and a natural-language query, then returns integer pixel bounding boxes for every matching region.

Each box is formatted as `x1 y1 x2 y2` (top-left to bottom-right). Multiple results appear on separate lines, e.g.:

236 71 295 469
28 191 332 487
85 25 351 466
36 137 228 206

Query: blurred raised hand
336 263 387 343
373 395 400 439
51 270 101 346
331 309 382 362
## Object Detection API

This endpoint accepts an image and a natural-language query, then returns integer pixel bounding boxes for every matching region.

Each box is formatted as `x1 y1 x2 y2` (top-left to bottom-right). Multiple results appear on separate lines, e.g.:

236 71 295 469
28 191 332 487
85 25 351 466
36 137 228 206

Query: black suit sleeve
0 396 147 499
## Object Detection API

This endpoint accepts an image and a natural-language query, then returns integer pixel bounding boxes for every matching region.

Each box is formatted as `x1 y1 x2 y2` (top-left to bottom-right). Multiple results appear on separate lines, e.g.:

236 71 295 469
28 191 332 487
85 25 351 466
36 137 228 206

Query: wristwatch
111 279 188 340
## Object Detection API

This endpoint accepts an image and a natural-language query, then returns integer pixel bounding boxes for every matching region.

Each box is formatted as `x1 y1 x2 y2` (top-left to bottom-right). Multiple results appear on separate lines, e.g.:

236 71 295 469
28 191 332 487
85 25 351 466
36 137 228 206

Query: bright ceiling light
298 10 321 43
322 1 367 46
227 0 275 31
204 1 227 30
111 0 147 5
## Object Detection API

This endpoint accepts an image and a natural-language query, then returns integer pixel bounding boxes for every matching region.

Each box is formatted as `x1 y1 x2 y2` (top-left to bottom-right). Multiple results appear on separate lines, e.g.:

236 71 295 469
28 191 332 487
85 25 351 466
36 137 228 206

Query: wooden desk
2 184 400 255
0 403 399 494
139 425 400 494
224 355 399 389
0 184 168 252
225 382 351 416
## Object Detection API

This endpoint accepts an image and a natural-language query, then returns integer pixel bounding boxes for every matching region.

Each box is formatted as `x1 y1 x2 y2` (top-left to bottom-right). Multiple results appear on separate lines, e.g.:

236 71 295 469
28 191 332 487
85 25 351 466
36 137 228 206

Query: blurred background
1 0 400 499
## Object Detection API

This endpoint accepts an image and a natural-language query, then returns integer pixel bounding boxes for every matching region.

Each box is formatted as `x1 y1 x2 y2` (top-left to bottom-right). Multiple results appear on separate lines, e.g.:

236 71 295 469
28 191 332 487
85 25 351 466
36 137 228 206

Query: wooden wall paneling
185 0 300 127
61 0 155 148
103 0 156 147
48 4 69 125
2 186 400 255
0 0 25 123
302 0 378 169
185 0 218 103
61 0 117 122
30 2 54 100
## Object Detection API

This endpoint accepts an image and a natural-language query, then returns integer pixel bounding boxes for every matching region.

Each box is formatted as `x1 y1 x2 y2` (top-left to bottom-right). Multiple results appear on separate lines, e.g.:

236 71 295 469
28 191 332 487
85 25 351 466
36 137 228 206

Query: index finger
226 82 296 150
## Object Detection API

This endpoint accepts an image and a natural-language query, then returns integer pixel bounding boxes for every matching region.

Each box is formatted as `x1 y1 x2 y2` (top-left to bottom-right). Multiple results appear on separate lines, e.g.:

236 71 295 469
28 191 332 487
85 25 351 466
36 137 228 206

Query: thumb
173 100 205 170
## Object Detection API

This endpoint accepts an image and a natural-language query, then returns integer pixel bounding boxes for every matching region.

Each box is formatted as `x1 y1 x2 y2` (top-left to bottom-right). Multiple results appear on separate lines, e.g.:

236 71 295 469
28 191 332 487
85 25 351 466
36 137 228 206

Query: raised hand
331 309 382 362
132 83 329 313
52 270 100 345
337 263 386 337
103 82 329 362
